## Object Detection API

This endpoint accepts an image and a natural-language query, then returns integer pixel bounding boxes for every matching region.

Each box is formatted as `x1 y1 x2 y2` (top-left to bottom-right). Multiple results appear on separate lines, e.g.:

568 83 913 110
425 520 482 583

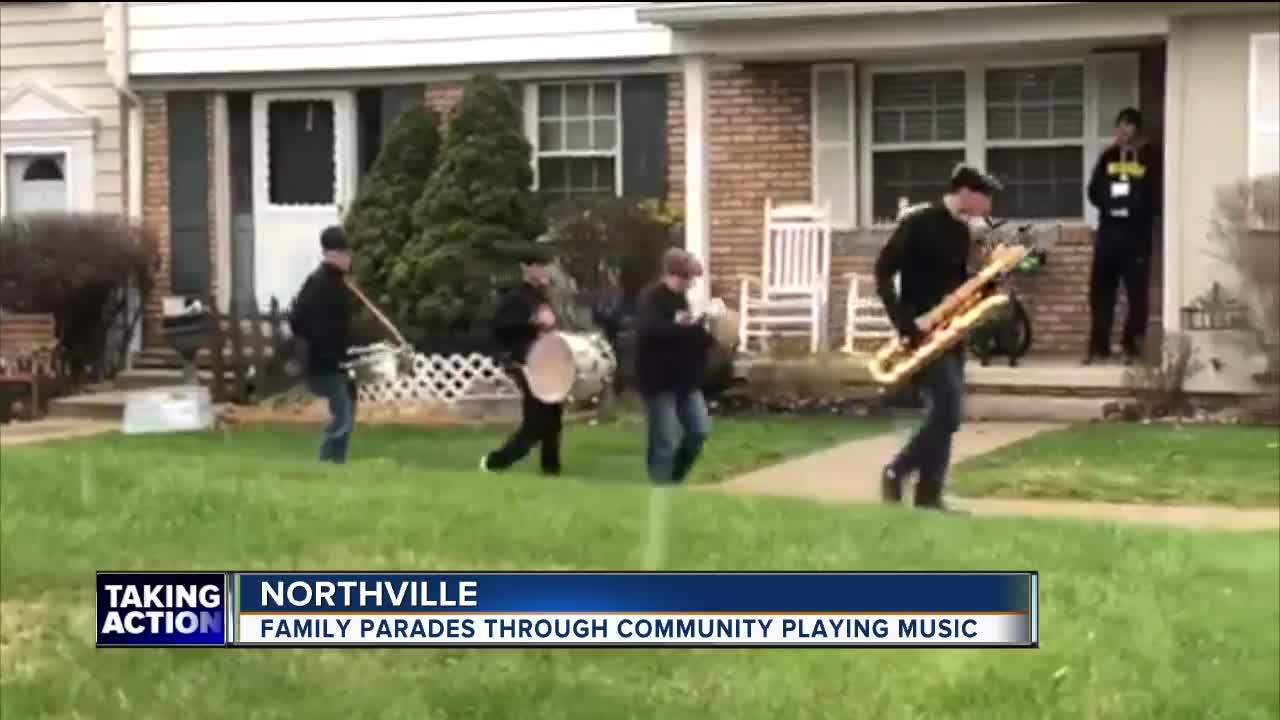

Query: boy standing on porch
874 165 1002 511
1084 107 1160 365
289 225 360 464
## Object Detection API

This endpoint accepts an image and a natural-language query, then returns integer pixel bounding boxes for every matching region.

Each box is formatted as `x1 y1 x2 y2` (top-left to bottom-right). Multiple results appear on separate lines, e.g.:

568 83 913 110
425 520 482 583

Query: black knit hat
948 163 1003 196
320 225 348 251
1115 107 1143 130
518 243 553 266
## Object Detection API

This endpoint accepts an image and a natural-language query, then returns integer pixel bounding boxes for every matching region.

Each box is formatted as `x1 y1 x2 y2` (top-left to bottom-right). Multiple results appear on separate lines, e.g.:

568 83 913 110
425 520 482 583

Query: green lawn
1 421 1278 720
951 423 1280 507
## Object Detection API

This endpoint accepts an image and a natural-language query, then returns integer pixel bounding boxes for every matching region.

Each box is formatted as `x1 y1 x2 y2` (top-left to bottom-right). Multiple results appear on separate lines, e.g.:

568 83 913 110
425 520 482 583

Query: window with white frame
868 70 967 223
859 59 1128 225
531 80 621 201
984 64 1085 219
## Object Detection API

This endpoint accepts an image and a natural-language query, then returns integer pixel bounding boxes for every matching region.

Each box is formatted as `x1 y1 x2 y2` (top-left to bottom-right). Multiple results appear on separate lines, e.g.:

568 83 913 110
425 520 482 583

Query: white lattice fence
355 352 520 405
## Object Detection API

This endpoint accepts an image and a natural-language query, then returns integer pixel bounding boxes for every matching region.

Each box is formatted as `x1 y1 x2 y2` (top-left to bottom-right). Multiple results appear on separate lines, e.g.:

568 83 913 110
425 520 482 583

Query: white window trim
522 79 624 197
859 58 1092 228
0 145 75 217
811 63 857 230
1248 32 1280 179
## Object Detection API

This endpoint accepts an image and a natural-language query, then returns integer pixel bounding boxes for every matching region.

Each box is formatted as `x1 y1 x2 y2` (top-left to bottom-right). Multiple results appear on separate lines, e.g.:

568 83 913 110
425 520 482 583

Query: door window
4 152 68 215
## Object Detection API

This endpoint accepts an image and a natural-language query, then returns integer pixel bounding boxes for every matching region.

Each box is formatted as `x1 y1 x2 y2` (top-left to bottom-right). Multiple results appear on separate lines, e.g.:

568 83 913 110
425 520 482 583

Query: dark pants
889 350 964 505
306 372 356 464
1088 223 1152 358
643 389 711 484
486 373 563 473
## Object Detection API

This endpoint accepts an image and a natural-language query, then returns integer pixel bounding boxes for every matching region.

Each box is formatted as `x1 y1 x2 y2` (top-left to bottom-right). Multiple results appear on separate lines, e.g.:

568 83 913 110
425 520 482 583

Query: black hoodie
492 280 549 365
1087 141 1161 229
288 263 356 374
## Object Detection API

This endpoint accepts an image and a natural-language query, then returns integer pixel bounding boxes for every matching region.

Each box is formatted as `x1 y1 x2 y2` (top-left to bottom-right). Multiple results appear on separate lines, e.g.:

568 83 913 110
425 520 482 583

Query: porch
651 1 1179 361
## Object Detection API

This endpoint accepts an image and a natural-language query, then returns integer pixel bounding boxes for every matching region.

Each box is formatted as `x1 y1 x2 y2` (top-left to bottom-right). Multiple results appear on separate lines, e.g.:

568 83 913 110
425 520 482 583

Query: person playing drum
634 249 714 485
288 226 360 464
481 245 564 475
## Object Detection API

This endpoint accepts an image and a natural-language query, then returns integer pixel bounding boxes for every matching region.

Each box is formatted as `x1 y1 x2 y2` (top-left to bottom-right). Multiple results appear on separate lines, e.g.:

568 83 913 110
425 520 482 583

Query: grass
1 420 1277 720
47 413 893 487
950 423 1280 507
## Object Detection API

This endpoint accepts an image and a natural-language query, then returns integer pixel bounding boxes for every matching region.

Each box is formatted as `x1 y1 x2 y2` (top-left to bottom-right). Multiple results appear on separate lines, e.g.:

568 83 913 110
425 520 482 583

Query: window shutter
1250 33 1280 178
621 75 668 199
1085 52 1140 226
813 63 856 228
379 85 423 137
167 92 211 298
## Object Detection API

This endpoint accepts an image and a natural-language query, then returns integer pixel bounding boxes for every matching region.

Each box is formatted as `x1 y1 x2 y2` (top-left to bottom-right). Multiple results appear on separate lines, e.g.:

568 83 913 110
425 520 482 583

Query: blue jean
643 390 711 484
889 350 965 504
306 372 355 464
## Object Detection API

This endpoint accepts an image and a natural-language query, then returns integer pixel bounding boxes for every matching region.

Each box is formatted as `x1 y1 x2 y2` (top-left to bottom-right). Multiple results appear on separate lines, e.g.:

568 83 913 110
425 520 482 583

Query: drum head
710 309 740 349
524 333 576 403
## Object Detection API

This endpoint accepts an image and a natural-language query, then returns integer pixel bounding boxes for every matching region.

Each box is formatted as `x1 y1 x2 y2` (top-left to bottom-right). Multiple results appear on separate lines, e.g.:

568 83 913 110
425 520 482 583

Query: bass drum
523 331 618 404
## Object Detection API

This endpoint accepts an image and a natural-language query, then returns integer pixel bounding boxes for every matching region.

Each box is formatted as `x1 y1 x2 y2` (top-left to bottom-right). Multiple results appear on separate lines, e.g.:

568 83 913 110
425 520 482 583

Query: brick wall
667 65 813 303
141 93 169 346
426 82 466 118
668 62 1165 357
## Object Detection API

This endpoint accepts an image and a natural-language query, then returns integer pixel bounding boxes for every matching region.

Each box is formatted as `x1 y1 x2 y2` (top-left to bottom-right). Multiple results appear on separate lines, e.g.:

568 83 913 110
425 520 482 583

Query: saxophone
867 243 1028 386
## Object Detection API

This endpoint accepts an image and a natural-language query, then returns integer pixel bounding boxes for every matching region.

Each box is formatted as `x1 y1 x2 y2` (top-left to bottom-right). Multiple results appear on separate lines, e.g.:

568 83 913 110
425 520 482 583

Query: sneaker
881 466 903 504
479 455 492 473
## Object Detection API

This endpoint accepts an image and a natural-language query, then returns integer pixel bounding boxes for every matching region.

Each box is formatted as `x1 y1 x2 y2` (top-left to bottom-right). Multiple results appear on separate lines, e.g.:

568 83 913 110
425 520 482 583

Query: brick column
141 93 170 347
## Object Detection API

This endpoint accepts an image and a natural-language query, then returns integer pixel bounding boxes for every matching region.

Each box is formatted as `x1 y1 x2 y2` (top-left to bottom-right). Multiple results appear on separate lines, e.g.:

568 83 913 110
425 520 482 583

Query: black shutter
620 75 669 199
227 92 255 314
167 92 210 298
506 80 524 117
380 84 423 137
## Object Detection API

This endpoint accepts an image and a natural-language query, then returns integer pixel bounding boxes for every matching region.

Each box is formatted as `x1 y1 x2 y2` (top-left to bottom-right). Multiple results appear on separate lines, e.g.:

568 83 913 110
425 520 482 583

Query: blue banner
96 572 227 647
237 572 1034 614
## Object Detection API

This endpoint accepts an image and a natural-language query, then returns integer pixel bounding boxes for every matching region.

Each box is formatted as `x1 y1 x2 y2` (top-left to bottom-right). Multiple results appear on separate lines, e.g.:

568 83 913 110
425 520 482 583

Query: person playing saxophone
874 165 1002 511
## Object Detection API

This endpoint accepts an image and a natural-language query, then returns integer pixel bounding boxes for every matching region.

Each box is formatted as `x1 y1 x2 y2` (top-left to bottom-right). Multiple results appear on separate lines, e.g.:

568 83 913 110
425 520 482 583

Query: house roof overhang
636 2 1085 28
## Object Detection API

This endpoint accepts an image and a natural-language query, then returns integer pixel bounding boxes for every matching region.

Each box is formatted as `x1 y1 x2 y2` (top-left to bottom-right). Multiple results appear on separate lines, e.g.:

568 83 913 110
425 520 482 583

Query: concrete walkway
718 421 1061 503
0 419 117 447
712 421 1280 532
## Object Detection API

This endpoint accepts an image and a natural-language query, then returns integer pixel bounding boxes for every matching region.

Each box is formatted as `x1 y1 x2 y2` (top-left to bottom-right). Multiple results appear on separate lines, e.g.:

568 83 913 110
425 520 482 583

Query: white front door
251 91 356 311
4 152 68 214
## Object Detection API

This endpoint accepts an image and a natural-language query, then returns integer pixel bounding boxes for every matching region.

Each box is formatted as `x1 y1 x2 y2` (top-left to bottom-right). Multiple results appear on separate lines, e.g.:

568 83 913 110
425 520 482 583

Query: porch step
964 394 1122 423
134 346 279 371
48 389 133 421
115 368 232 391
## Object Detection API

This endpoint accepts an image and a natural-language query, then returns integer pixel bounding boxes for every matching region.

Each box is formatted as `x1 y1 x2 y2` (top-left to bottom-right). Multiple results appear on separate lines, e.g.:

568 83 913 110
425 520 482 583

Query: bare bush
1122 330 1204 418
1207 173 1280 379
0 213 157 382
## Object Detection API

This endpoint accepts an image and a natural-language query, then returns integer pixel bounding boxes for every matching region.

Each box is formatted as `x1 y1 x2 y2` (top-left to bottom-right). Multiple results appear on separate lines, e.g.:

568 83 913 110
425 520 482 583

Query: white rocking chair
737 199 832 354
841 272 897 354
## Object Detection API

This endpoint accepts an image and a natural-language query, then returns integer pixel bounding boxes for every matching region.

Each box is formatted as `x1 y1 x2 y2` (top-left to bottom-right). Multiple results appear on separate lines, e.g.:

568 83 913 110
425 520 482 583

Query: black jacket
633 281 714 394
873 202 972 336
493 281 549 365
1087 141 1160 229
289 264 356 374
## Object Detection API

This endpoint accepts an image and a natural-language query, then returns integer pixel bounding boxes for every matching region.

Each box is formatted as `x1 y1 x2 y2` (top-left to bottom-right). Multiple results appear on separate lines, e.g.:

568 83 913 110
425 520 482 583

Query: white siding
0 2 123 213
126 2 673 76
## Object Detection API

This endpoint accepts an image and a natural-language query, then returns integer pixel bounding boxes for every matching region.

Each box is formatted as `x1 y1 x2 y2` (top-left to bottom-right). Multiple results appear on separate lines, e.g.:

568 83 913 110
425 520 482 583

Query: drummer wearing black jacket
634 248 715 485
481 246 563 475
289 225 360 464
874 164 1002 511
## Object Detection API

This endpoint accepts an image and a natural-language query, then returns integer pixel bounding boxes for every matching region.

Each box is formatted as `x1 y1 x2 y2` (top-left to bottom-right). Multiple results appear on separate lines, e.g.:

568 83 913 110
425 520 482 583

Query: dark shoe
881 466 903 504
1081 353 1111 366
542 466 562 477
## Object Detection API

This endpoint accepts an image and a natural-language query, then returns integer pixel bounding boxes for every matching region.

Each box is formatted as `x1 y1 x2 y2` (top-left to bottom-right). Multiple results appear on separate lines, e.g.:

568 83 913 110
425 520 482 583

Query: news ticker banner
97 571 1039 648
